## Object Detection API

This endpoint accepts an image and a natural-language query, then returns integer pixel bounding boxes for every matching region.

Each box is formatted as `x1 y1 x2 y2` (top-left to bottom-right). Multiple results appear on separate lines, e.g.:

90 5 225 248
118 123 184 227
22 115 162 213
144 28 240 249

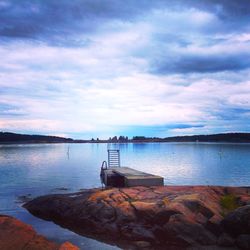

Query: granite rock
0 215 79 250
24 186 250 249
221 205 250 237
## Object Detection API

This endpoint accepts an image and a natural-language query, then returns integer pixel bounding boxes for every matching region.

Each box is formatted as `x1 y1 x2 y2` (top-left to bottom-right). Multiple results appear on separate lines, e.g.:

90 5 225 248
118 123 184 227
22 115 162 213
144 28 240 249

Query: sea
0 142 250 249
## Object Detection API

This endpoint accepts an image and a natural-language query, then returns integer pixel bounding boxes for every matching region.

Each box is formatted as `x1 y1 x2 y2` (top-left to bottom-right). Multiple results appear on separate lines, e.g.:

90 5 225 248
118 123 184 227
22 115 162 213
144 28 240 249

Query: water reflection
0 142 250 249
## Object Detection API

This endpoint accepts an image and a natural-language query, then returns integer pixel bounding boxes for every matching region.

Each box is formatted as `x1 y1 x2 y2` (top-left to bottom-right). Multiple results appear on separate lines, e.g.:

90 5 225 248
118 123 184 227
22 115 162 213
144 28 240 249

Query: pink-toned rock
59 242 79 250
24 186 250 249
0 215 79 250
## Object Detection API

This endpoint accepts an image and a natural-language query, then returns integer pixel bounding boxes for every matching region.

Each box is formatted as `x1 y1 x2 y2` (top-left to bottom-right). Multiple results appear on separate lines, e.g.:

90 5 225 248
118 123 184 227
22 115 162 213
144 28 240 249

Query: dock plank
112 167 152 177
110 167 164 187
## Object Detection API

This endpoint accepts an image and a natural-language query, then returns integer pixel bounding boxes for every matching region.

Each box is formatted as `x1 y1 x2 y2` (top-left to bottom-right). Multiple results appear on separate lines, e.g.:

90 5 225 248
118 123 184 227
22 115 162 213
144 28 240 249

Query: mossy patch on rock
220 194 240 216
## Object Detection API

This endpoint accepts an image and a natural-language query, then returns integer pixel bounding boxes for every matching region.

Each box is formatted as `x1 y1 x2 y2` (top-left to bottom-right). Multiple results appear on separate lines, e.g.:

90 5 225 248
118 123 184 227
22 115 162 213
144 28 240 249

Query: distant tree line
0 132 73 143
161 133 250 143
98 133 250 143
2 132 250 143
91 136 129 142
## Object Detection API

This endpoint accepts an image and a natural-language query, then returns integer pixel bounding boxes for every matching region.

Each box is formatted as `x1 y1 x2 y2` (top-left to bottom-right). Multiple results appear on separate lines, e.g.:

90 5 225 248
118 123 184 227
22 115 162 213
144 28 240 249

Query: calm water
0 142 250 249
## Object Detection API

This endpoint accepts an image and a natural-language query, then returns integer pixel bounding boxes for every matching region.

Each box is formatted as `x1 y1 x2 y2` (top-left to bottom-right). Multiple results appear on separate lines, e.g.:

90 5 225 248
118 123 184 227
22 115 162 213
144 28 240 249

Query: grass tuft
220 194 240 216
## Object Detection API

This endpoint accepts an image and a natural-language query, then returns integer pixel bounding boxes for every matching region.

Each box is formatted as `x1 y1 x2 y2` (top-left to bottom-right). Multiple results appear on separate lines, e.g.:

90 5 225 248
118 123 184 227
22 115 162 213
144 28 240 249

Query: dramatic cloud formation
0 0 250 138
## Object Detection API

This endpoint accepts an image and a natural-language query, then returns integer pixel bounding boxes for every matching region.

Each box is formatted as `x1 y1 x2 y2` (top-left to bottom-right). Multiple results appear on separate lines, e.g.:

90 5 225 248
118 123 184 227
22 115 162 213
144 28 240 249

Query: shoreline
1 141 250 144
24 185 250 249
2 132 250 144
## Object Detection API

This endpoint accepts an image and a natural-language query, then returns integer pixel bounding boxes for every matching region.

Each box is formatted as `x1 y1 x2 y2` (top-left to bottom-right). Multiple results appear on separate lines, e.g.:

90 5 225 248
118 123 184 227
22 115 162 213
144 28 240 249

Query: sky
0 0 250 139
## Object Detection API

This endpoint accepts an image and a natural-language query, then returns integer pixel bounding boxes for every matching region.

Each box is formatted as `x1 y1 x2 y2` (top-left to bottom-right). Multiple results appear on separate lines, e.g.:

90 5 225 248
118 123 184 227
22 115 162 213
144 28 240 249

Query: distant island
1 132 250 143
0 132 74 143
132 133 250 143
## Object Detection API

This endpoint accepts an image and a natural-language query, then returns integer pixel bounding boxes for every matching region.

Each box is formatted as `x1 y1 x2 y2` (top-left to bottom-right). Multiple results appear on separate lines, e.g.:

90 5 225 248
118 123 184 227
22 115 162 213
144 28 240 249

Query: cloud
118 124 205 137
1 0 250 138
0 103 26 116
0 0 163 46
1 0 250 45
154 53 250 74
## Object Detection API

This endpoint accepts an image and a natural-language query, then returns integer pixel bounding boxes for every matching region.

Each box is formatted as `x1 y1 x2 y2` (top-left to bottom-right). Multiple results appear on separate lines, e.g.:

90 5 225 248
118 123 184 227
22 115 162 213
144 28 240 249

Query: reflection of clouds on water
0 143 250 249
0 144 70 192
125 143 197 175
0 144 64 166
1 142 250 188
121 142 250 186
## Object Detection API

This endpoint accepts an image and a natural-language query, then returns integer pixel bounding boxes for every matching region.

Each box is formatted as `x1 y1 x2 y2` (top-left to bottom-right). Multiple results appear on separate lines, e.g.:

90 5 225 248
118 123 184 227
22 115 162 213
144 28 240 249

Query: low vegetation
220 194 240 216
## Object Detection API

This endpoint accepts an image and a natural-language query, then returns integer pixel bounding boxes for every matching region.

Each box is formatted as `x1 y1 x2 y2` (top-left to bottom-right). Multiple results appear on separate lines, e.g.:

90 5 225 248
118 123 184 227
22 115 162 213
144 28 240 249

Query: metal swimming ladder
108 149 120 168
100 149 121 187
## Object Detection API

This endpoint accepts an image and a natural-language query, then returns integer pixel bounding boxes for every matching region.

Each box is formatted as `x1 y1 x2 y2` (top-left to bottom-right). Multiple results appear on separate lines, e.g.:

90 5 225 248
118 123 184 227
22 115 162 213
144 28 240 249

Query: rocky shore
0 215 79 250
24 186 250 249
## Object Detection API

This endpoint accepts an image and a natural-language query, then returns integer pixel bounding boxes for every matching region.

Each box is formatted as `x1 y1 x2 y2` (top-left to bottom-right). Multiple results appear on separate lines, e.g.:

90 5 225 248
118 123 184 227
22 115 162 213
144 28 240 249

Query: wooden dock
103 167 164 187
